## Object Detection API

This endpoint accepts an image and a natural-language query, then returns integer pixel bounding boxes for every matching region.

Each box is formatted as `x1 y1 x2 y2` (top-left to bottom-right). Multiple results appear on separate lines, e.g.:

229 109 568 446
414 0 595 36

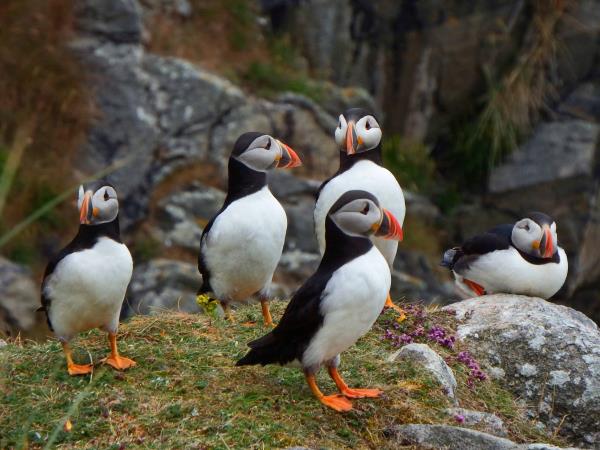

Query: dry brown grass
0 0 94 269
144 0 270 76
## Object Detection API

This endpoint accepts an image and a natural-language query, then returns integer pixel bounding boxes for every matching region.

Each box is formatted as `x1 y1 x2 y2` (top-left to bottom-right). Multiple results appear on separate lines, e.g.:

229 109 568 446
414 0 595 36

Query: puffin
441 212 568 299
40 180 135 375
314 108 406 315
198 132 302 326
237 190 404 412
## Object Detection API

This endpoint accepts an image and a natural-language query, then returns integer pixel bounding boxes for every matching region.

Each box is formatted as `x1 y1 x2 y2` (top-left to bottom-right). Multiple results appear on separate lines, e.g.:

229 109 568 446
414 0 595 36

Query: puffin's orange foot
260 300 275 327
341 387 383 399
103 355 136 370
319 394 353 412
384 295 406 321
67 363 93 376
464 279 485 296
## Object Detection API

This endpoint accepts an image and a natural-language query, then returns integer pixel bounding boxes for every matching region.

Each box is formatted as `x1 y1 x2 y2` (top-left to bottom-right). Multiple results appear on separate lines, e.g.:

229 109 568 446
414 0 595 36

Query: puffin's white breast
314 160 405 266
455 246 568 299
203 186 287 302
302 247 390 368
45 237 133 340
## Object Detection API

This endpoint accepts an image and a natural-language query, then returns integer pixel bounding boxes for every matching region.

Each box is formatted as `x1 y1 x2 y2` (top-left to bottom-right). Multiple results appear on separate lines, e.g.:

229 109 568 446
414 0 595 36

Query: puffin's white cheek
362 129 382 149
334 126 346 146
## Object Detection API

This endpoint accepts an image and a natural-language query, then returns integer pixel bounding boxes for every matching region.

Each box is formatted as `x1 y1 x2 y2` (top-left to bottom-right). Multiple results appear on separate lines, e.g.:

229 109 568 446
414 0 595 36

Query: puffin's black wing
442 224 512 272
236 270 328 367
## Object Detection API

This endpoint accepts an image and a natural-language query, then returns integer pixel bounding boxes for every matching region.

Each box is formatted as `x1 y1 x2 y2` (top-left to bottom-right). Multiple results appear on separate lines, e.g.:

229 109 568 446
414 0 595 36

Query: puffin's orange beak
374 208 404 241
540 225 554 258
345 122 358 155
79 192 93 224
277 141 302 168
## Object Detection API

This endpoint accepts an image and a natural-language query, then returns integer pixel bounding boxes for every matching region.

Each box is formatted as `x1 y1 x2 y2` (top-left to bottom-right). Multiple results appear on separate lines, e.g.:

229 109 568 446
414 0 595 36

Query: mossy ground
1 302 562 449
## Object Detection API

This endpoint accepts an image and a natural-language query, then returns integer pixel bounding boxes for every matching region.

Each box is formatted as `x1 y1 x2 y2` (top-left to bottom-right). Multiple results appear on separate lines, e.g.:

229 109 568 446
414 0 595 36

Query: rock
75 0 143 44
444 295 600 447
282 1 600 137
0 339 6 348
389 343 458 404
388 424 582 450
558 82 600 123
388 424 519 450
127 259 201 315
153 182 226 252
0 257 46 338
488 120 600 193
445 408 507 437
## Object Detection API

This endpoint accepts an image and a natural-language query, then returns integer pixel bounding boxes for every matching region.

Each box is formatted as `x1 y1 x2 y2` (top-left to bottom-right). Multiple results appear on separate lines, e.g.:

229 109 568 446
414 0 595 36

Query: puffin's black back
198 132 269 294
236 215 373 367
40 217 122 329
445 221 559 273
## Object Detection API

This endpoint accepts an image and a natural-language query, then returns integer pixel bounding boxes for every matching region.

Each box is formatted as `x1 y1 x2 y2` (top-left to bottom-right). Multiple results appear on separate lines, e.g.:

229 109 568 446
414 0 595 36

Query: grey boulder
389 343 458 405
444 295 600 447
388 424 582 450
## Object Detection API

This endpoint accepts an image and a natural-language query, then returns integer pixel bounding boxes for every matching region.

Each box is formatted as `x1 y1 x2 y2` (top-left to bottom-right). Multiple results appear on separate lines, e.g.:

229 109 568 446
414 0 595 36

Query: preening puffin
237 190 404 412
314 108 406 314
198 132 302 326
442 212 568 299
40 180 135 376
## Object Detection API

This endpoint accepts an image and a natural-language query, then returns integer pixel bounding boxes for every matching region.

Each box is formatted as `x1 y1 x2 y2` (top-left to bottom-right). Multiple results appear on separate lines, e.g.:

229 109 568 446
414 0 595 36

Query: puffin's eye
265 139 271 150
104 189 110 201
361 203 369 215
338 120 342 129
524 224 530 231
365 121 371 130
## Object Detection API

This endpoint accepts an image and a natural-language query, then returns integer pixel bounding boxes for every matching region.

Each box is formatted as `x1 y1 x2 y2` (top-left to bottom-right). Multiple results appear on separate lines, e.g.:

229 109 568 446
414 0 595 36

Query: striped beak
345 122 358 155
539 225 554 258
374 209 404 241
276 140 302 169
79 191 93 224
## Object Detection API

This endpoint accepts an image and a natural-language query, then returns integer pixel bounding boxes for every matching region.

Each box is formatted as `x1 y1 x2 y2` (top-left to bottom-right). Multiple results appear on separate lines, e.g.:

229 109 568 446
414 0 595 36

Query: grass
1 302 563 449
444 0 569 188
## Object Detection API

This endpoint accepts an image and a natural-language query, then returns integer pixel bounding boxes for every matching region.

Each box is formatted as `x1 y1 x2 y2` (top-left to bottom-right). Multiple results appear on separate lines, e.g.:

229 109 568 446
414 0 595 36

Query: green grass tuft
1 303 563 449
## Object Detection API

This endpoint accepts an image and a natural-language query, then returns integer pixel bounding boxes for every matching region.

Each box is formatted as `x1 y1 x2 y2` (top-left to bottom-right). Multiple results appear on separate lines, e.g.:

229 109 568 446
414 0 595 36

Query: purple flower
454 414 465 424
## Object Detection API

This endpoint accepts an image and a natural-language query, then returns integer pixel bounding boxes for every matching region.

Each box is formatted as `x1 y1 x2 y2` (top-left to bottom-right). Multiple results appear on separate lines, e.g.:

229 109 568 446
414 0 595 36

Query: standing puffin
198 132 301 326
442 212 568 299
40 180 135 375
237 190 404 412
314 108 405 314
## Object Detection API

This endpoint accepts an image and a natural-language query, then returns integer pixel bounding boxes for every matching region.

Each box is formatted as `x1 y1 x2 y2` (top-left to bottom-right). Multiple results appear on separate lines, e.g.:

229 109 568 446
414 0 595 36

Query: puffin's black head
77 179 119 225
231 132 301 172
328 190 403 241
511 211 558 259
334 108 382 155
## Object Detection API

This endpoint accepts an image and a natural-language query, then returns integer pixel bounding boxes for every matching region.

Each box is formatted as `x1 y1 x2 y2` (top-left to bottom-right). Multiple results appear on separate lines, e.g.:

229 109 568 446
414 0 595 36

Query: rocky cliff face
60 0 454 315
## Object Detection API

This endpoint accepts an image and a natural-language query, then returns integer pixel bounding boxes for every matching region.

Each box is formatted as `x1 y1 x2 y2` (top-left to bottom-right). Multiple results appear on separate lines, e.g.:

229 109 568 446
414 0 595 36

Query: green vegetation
242 61 325 102
382 136 436 194
1 303 562 449
444 1 567 187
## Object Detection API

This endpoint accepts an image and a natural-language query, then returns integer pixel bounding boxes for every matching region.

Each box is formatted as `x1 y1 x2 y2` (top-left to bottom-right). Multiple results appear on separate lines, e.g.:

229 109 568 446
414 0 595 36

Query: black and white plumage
442 212 568 299
237 190 404 412
198 132 302 325
40 180 135 375
314 108 405 266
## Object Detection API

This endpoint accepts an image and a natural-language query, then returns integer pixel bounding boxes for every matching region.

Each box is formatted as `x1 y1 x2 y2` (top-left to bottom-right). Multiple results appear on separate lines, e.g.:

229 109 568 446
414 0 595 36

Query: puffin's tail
440 247 462 270
236 332 288 366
